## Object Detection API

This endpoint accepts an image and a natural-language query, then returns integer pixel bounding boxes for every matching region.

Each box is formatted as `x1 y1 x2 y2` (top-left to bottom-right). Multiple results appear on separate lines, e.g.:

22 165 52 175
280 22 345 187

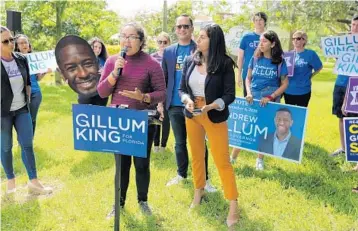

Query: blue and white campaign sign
283 51 295 77
72 104 148 158
228 97 308 163
334 52 358 76
321 34 358 58
25 50 57 75
225 26 250 56
343 117 358 162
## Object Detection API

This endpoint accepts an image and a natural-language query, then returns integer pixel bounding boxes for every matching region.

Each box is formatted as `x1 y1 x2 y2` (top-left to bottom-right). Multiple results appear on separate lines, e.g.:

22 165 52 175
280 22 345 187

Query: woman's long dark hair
14 34 32 53
254 30 283 64
193 23 235 73
88 37 108 61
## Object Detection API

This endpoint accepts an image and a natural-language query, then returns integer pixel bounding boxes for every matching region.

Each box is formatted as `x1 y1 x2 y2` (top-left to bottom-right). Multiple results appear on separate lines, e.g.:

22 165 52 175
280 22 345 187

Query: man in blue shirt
259 108 302 162
161 14 216 192
231 12 268 165
331 15 358 157
237 12 268 97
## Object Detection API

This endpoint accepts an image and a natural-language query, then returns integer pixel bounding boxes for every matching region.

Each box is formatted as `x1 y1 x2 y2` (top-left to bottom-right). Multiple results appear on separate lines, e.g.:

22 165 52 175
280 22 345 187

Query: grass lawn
1 67 358 231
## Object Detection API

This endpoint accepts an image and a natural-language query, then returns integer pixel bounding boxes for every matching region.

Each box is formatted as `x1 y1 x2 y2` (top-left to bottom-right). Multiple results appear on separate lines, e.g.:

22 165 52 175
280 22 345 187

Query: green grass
1 67 358 231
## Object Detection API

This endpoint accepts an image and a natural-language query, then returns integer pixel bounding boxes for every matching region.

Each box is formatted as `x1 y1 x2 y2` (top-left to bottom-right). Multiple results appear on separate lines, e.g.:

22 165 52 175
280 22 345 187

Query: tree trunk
54 1 67 85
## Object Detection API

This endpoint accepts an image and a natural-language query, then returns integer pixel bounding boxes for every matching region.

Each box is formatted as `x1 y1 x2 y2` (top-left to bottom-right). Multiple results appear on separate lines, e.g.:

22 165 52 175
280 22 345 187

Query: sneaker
255 158 264 171
106 204 124 219
352 187 358 193
139 201 152 215
230 157 237 165
166 175 184 186
160 146 166 152
153 146 160 153
330 148 345 157
204 180 218 193
106 205 115 219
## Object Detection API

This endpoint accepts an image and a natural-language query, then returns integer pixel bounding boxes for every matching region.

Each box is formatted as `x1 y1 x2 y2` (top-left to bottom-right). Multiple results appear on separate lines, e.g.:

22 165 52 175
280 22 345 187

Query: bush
106 45 121 56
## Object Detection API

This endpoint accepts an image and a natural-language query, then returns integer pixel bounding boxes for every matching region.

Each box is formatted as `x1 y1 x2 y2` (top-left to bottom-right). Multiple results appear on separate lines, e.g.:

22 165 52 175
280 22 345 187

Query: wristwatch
142 94 150 103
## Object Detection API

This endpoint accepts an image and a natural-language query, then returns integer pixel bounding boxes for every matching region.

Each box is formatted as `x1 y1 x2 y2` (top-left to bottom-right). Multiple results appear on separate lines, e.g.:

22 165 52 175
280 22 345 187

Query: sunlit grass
1 66 357 231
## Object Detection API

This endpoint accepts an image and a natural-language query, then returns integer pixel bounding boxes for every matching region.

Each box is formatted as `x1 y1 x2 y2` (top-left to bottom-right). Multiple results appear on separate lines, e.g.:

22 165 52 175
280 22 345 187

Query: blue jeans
168 106 209 179
29 91 42 135
1 106 37 180
252 86 280 102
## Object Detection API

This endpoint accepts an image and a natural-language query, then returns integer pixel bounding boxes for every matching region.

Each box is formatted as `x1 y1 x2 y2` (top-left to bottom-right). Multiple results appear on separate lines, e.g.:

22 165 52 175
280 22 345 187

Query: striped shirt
97 51 166 110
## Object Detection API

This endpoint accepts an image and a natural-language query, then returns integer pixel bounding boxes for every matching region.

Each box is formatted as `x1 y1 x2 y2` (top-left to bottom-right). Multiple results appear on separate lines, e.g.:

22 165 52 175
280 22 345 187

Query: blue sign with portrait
343 118 358 162
228 97 308 163
72 104 148 158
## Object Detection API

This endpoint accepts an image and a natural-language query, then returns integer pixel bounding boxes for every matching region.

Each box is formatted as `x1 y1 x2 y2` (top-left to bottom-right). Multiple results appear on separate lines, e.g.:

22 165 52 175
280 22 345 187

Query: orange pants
185 97 238 200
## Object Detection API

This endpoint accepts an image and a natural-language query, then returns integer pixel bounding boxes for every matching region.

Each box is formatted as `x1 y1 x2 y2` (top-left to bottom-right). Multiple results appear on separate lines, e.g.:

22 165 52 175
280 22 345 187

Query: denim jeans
29 91 42 135
252 86 280 102
1 106 37 180
168 106 209 179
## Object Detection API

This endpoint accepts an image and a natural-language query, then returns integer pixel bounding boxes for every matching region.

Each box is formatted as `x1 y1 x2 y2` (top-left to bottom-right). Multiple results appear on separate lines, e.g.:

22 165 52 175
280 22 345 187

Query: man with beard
258 108 302 162
55 35 108 106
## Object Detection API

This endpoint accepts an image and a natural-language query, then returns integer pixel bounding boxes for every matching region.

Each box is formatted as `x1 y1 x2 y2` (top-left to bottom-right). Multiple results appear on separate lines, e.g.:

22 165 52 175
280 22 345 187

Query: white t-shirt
189 66 206 97
2 58 26 111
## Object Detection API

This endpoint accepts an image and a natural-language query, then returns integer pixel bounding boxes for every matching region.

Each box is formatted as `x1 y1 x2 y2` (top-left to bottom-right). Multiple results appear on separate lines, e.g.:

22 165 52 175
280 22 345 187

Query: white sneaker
255 158 264 171
204 180 218 193
166 175 184 186
153 146 160 153
230 157 236 165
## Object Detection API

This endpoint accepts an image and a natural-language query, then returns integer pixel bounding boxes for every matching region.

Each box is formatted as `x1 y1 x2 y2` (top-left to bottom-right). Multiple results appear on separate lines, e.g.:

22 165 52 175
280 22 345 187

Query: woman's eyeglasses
157 40 168 45
292 37 304 41
1 38 14 45
119 35 140 42
176 24 191 30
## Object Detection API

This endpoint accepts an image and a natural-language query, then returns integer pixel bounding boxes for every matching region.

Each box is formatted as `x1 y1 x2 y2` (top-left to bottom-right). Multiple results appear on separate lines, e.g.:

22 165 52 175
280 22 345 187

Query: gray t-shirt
189 66 206 97
2 58 26 111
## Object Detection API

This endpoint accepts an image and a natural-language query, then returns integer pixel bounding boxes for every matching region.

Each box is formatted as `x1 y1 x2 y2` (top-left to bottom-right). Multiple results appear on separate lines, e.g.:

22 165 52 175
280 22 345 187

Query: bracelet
111 71 118 79
266 95 274 101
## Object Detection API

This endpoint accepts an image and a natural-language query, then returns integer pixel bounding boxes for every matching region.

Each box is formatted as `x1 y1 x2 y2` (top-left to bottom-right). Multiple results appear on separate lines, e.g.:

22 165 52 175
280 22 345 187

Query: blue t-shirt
98 57 106 70
335 74 350 87
30 74 41 93
285 49 323 95
171 44 191 106
239 32 260 80
249 56 289 91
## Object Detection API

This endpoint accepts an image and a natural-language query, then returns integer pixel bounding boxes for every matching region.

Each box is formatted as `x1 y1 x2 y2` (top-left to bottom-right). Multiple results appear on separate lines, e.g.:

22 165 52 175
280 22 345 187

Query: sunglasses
176 24 191 30
157 40 168 45
2 38 14 45
292 37 304 41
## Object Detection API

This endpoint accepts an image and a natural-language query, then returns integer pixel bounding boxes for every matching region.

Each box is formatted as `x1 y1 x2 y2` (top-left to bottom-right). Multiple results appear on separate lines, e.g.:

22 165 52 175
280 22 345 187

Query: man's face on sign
58 44 99 96
351 19 358 34
274 111 293 136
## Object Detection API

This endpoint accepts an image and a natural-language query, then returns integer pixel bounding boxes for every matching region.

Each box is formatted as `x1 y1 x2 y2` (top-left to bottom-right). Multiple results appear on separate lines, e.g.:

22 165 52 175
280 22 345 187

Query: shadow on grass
180 179 273 231
116 208 166 231
1 198 40 231
234 142 358 217
1 146 62 181
70 152 114 177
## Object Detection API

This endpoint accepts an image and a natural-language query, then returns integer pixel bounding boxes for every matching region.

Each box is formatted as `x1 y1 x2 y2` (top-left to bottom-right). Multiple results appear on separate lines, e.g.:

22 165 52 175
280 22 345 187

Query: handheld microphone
118 47 128 77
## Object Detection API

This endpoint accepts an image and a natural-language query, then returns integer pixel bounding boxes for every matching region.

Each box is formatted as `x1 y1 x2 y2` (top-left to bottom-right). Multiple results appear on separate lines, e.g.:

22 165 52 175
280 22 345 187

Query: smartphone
192 109 202 116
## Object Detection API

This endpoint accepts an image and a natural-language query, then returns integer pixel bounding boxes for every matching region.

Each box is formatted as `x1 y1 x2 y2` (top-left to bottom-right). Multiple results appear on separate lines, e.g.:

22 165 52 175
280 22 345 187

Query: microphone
118 47 128 77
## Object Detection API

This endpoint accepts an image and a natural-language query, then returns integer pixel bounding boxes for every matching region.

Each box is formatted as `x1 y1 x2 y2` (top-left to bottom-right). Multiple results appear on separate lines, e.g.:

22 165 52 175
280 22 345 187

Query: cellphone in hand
192 108 202 116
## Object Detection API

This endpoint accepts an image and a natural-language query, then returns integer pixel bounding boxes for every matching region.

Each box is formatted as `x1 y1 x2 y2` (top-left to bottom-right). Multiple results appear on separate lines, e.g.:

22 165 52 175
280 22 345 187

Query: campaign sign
25 50 57 75
228 98 308 163
343 118 358 162
344 77 358 113
334 52 358 76
321 34 358 58
283 51 295 77
72 104 148 158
